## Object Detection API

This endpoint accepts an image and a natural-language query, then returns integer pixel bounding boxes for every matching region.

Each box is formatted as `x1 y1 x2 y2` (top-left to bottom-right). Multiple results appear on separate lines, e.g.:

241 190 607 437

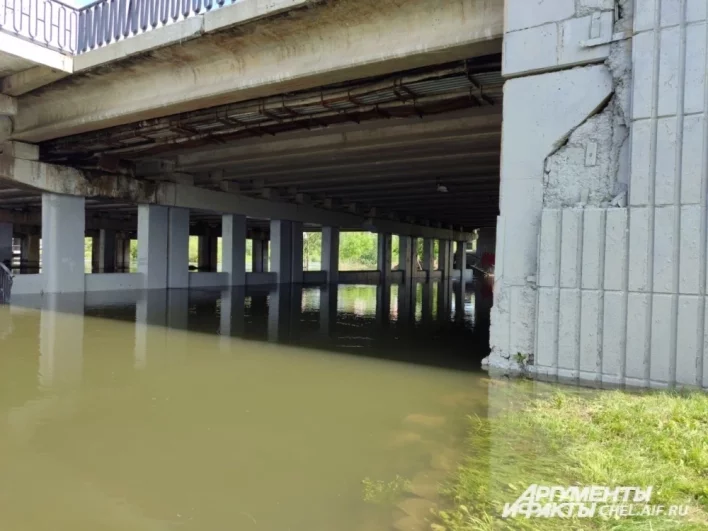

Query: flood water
0 280 494 531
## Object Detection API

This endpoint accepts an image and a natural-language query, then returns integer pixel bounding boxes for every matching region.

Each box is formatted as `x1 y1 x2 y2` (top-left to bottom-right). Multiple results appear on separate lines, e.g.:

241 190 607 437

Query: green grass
434 382 708 530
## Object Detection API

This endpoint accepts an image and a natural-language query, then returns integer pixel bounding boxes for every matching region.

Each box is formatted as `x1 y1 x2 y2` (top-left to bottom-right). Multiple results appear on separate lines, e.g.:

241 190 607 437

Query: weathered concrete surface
494 0 708 389
0 156 474 241
12 0 503 141
487 0 628 374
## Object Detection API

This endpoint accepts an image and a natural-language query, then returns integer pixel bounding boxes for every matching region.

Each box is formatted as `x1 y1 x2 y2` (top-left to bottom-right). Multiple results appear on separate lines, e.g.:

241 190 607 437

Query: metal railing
0 0 78 53
0 0 237 55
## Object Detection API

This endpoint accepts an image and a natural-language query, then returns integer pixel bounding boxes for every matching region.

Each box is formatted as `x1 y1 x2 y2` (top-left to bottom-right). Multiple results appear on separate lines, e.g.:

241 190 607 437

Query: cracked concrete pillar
488 0 627 375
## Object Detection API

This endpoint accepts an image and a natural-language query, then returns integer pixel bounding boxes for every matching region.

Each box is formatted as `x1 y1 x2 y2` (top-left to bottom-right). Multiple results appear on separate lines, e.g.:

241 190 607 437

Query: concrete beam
0 157 474 241
13 0 502 141
177 110 502 172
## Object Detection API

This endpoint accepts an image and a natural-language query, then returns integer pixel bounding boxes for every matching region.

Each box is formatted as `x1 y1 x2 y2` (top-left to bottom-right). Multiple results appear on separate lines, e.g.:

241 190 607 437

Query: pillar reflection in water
268 285 292 342
421 281 433 325
455 281 465 324
134 290 167 370
319 285 338 337
396 281 415 325
437 277 452 321
375 282 391 326
39 293 85 389
219 286 246 340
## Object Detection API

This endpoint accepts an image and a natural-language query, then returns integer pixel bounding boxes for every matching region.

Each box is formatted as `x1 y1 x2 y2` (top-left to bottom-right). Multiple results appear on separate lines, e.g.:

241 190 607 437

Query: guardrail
0 0 236 55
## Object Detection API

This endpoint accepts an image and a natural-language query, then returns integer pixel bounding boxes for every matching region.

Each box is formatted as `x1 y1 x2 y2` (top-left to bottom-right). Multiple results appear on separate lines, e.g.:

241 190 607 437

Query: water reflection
0 281 492 531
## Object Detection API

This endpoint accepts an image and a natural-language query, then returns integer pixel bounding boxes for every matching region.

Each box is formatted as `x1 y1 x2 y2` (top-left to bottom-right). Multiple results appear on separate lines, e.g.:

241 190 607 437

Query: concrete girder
12 0 502 142
0 157 474 241
175 110 502 172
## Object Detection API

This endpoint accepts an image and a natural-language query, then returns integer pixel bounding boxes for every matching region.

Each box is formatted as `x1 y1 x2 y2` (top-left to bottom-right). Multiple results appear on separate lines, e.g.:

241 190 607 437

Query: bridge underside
1 56 502 236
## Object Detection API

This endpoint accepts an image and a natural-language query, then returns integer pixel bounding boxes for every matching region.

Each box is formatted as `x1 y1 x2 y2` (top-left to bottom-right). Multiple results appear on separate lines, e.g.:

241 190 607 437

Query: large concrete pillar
0 222 11 266
322 227 339 284
167 208 190 288
270 219 292 284
222 214 247 286
115 234 132 273
398 235 416 282
42 194 85 293
377 233 392 283
422 238 434 279
456 240 468 281
252 238 265 273
198 231 218 272
438 240 452 280
488 0 636 381
291 222 304 283
137 204 169 290
21 234 40 273
98 229 117 273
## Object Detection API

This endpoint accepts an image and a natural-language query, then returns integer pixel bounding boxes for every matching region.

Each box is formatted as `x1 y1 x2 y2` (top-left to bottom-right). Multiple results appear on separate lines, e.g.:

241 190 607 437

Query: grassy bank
435 384 708 530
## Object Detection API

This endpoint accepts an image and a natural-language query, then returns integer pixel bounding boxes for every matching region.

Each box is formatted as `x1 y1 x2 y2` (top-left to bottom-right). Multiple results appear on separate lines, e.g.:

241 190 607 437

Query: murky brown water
0 281 493 531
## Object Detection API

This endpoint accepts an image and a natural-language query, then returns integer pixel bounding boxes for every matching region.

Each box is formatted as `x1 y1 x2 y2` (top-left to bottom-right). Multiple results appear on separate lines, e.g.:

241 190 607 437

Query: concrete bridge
0 0 705 390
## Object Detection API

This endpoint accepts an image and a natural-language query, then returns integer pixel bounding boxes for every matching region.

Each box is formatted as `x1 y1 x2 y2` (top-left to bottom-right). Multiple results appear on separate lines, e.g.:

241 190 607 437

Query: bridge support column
489 0 638 383
21 234 39 273
222 214 247 286
167 208 189 288
42 194 85 293
138 204 169 290
198 231 218 272
270 220 292 283
377 233 392 283
422 238 434 280
252 238 268 273
456 240 467 281
291 222 303 283
98 229 117 273
0 222 12 266
322 227 339 284
398 235 416 283
115 234 132 273
438 240 452 280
